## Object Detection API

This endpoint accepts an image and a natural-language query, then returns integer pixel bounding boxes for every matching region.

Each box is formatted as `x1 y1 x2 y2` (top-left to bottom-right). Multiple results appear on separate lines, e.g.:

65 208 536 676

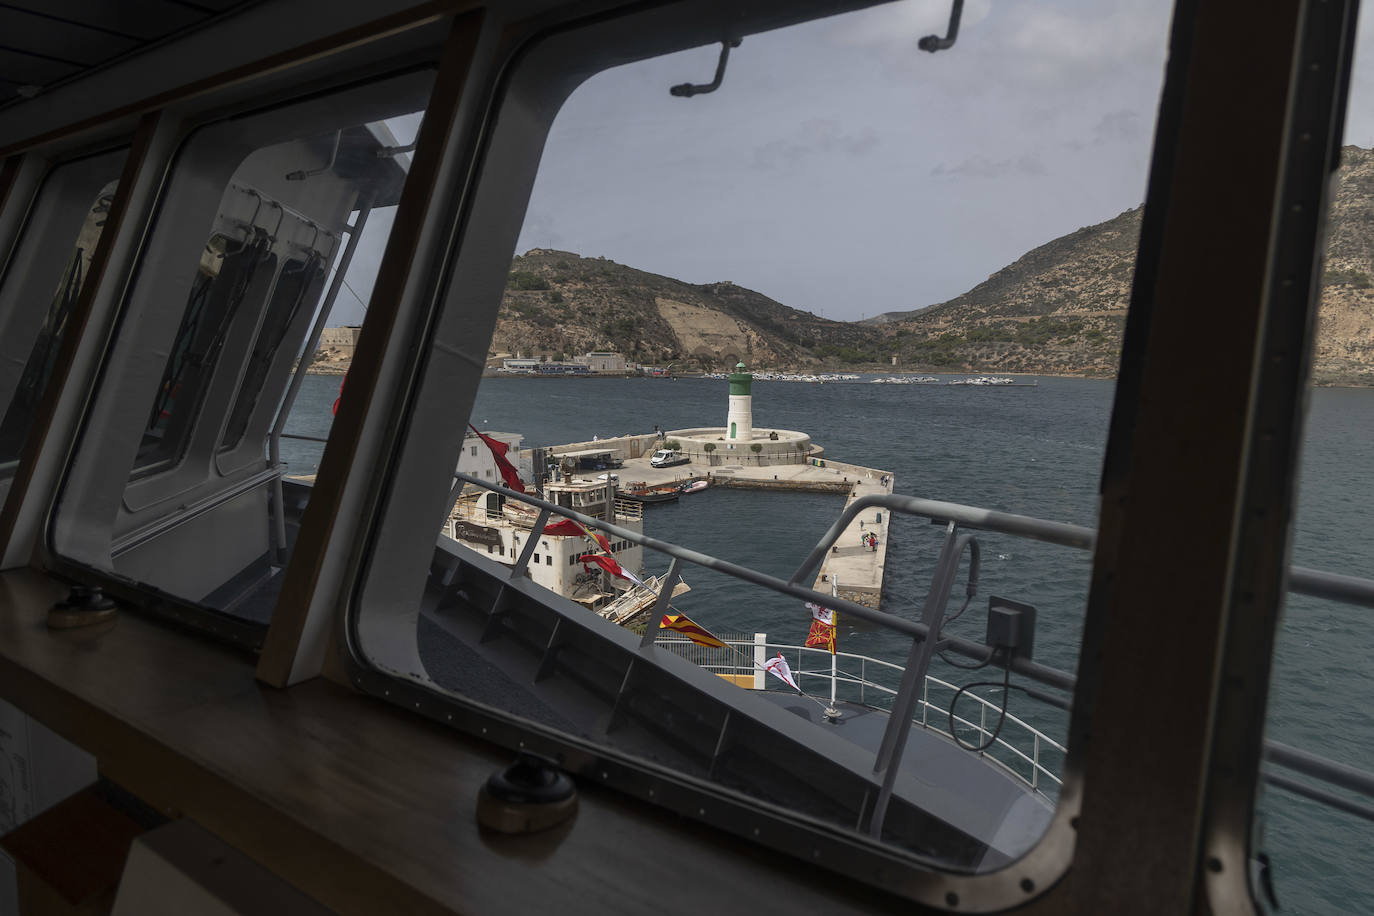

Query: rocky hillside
868 146 1374 384
480 148 1374 381
1312 146 1374 384
490 249 875 369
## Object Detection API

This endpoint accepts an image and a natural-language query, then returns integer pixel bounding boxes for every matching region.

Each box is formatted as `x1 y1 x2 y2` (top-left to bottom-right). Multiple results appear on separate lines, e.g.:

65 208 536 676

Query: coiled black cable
948 658 1012 752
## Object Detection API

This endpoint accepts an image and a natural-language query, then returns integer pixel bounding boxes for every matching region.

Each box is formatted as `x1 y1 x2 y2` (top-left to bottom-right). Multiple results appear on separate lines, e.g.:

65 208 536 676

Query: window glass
0 149 126 482
1254 27 1374 900
356 2 1170 895
49 71 431 632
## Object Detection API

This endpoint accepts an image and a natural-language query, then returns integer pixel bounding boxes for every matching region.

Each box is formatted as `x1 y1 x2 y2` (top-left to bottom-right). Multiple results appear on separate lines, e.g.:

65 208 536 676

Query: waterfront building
458 430 527 484
500 357 541 372
317 325 362 356
581 351 627 372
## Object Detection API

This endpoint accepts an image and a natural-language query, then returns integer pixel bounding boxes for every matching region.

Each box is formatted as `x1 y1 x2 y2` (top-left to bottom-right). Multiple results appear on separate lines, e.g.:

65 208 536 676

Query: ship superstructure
444 477 645 610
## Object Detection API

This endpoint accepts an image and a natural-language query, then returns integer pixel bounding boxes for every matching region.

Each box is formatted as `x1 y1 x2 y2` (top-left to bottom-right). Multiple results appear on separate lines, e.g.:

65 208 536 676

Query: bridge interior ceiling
0 0 258 109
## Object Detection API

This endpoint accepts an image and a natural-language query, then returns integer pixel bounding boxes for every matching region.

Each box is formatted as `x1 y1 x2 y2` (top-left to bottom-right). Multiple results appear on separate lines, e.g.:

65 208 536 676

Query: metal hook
918 0 963 52
284 220 324 273
670 39 741 98
242 187 264 227
218 224 256 257
267 200 286 242
216 187 265 257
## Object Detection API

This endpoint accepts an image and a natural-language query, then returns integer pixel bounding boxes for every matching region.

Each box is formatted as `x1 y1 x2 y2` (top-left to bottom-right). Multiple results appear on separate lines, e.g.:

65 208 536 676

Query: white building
318 326 362 355
581 351 626 372
458 430 529 485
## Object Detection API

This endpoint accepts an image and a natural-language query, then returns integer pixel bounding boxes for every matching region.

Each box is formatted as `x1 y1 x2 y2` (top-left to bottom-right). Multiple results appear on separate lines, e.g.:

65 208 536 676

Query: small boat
679 479 709 494
617 481 681 504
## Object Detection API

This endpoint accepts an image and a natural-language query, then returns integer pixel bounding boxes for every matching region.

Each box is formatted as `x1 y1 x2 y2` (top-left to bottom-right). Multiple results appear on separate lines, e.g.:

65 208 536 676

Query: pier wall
807 457 888 483
665 427 816 466
538 433 663 462
539 429 894 614
707 473 849 494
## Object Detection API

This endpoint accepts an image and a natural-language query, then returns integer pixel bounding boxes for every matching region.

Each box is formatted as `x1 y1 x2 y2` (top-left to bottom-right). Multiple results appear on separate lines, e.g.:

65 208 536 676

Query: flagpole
825 578 841 721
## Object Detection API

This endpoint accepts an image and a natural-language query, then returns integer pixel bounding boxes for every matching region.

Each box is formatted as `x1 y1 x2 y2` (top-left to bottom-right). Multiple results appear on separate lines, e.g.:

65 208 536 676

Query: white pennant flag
764 652 799 691
806 602 835 626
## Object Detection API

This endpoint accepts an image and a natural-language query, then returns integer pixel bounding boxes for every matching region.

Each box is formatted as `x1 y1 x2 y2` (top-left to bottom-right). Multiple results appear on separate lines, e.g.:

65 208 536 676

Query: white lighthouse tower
725 361 754 442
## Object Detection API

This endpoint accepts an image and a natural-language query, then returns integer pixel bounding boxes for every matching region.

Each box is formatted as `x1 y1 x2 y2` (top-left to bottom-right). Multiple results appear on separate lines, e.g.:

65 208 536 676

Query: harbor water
281 372 1372 914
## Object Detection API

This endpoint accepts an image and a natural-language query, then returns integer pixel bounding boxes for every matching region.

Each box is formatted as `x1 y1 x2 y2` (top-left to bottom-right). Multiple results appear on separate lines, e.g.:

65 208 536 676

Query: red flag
468 424 525 493
544 519 585 536
806 619 836 654
579 553 649 590
659 613 727 649
332 370 347 416
805 602 837 654
545 517 612 553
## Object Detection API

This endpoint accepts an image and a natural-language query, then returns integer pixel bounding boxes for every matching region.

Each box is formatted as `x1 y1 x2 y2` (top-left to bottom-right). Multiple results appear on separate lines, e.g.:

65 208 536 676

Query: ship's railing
653 634 1064 796
446 470 1374 830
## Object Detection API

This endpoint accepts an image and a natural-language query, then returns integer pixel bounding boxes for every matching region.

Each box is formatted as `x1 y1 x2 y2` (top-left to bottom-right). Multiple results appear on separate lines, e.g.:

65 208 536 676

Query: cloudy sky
331 0 1374 326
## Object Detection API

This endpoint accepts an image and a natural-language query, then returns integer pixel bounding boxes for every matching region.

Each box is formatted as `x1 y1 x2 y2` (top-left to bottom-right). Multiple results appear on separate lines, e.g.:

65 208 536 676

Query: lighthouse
726 361 753 442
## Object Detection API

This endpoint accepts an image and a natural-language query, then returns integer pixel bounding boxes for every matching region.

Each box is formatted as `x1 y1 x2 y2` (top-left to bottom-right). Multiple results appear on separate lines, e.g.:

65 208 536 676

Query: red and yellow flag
547 517 613 553
805 602 836 654
660 613 727 649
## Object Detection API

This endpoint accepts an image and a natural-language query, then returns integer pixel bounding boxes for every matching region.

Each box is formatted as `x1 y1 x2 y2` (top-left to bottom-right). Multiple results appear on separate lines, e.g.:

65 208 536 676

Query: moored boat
617 481 681 504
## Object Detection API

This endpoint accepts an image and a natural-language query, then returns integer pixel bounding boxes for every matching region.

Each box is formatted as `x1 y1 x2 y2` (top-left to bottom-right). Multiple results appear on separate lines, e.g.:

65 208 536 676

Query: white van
649 449 689 468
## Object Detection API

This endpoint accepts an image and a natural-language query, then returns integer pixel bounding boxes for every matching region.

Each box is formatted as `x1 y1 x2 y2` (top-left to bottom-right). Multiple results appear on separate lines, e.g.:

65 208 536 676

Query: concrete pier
530 438 894 610
818 470 892 610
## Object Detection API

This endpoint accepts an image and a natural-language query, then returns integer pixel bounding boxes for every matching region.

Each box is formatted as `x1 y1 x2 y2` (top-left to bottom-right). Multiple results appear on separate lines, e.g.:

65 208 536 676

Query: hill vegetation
480 147 1374 384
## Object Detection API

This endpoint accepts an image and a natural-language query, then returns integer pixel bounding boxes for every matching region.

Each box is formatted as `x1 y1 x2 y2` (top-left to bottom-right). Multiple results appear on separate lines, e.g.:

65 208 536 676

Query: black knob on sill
476 751 577 834
49 585 118 629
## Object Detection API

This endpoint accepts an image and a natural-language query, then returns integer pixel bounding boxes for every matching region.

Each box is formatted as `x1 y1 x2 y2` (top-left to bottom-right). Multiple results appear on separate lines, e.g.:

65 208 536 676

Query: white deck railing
654 635 1066 797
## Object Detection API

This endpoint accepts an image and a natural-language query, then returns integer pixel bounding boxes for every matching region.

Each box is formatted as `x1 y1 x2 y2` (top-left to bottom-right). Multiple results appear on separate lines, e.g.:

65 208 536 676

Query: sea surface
283 372 1373 914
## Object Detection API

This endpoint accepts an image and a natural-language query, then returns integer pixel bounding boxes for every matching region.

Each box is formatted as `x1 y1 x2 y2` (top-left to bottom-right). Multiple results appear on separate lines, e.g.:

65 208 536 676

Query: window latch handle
670 39 741 98
918 0 964 53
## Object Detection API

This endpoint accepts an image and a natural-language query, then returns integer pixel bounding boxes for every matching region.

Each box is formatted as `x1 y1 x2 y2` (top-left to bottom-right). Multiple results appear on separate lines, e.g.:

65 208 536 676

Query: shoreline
300 363 1374 389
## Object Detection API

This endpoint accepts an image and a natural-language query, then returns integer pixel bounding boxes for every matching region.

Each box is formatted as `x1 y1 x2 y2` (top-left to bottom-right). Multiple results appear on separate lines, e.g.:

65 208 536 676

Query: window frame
33 43 447 646
337 2 1105 908
0 146 130 485
326 0 1363 909
0 0 1343 910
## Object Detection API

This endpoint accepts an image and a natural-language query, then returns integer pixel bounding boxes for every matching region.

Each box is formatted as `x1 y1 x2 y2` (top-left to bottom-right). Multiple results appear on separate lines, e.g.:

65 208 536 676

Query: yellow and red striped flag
660 613 727 649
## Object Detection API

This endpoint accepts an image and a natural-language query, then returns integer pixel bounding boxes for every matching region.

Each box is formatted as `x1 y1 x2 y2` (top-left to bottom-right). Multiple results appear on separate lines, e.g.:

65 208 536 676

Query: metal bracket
670 40 741 97
918 0 963 53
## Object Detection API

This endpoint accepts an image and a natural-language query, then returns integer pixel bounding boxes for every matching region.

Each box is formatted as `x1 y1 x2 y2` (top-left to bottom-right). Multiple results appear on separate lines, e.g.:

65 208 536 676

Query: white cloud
996 3 1168 88
932 153 1048 180
752 119 880 170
